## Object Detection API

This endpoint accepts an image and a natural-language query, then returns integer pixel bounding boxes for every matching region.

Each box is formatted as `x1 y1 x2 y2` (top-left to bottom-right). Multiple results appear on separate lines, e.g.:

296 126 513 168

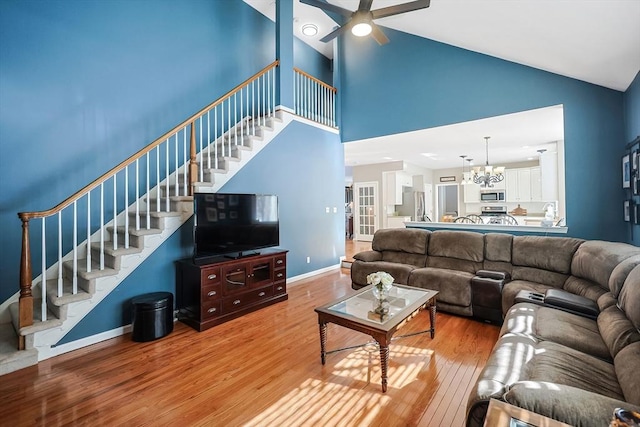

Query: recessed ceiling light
527 157 534 160
522 145 530 149
421 152 436 157
383 156 393 160
301 24 318 37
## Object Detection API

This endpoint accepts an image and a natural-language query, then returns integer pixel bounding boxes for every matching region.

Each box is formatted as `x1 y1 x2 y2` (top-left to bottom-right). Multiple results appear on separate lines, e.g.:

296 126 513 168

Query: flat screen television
193 193 279 262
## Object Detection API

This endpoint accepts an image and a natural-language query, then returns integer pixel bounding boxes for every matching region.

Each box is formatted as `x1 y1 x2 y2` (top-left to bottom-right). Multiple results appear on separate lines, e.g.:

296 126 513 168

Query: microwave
480 190 505 202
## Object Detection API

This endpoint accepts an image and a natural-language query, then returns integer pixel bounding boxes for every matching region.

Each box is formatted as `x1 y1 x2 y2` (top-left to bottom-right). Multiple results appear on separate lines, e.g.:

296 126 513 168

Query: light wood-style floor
0 267 500 427
345 238 372 262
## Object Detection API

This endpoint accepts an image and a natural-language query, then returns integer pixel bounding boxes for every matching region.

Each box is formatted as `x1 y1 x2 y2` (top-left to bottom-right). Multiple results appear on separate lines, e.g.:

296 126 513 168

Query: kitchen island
404 220 568 234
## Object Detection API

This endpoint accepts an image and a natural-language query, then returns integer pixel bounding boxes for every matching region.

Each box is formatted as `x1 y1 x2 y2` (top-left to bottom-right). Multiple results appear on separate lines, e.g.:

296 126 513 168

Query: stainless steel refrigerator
396 190 426 221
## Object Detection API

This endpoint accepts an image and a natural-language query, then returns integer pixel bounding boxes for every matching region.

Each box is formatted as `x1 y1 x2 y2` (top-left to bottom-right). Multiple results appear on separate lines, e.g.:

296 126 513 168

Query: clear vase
372 282 393 300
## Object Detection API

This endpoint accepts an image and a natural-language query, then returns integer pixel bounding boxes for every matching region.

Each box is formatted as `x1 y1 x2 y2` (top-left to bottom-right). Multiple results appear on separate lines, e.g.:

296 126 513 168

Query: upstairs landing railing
293 68 337 128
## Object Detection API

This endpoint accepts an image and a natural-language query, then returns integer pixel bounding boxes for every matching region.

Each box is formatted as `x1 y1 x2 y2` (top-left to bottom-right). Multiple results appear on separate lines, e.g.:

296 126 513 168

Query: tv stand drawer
221 286 275 314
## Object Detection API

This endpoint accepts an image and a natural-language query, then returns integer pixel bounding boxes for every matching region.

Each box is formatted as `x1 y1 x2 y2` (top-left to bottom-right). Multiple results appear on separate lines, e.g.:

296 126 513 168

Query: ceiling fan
299 0 431 45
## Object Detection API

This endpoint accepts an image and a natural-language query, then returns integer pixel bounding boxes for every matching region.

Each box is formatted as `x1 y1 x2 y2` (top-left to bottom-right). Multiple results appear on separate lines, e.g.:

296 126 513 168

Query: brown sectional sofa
350 228 640 427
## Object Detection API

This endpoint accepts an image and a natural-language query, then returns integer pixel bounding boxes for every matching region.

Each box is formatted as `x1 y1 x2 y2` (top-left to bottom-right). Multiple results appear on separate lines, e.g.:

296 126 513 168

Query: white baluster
165 138 169 212
240 87 244 147
146 153 150 230
234 92 237 147
227 97 231 154
199 119 203 182
124 166 129 249
272 68 275 118
41 217 47 321
214 106 218 169
262 74 266 125
175 133 179 197
100 183 105 269
87 191 91 273
155 147 160 213
267 69 271 119
58 212 62 295
113 174 117 250
183 128 187 195
252 80 255 136
206 111 211 170
73 200 77 294
135 159 140 230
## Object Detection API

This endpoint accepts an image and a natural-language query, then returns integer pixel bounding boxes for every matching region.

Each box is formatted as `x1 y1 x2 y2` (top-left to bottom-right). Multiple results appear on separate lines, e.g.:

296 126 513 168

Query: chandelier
472 136 504 188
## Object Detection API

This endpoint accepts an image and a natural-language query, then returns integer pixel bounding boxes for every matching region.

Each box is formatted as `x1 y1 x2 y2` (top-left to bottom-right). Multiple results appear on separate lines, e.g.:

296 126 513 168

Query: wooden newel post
18 216 34 350
188 120 198 196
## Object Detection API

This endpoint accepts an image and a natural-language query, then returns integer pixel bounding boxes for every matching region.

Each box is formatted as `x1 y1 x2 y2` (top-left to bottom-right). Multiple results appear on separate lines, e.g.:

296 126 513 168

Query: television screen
193 193 279 260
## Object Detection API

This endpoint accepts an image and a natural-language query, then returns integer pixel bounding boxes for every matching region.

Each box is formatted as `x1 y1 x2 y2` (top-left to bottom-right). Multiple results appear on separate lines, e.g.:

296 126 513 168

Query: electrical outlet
306 256 311 263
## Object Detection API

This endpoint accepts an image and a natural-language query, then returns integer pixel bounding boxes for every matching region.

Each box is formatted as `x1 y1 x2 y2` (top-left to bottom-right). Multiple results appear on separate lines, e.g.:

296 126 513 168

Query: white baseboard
45 324 133 360
287 262 342 286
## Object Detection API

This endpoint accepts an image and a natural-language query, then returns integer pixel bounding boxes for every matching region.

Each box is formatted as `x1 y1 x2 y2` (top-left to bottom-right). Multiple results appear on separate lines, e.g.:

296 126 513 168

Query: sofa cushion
350 260 415 287
381 251 428 267
510 266 568 288
408 267 474 307
615 342 640 405
352 250 381 262
512 236 584 274
528 341 623 400
535 307 610 361
618 264 640 330
610 255 640 297
571 240 640 292
427 230 484 262
501 303 610 361
598 304 640 359
504 382 640 427
563 276 608 302
597 292 618 311
371 228 429 254
484 233 513 262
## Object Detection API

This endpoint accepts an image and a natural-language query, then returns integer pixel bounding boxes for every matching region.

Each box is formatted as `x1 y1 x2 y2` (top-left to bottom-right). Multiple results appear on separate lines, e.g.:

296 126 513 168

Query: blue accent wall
58 121 343 343
0 1 333 305
294 38 332 85
337 28 627 242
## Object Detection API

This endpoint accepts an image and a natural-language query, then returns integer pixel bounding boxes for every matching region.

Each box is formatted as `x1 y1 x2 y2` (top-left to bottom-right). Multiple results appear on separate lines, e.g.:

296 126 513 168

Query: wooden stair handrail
18 60 279 222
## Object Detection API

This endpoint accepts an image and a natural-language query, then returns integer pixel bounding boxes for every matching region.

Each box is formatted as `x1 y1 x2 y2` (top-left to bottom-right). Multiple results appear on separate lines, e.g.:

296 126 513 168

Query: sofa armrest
504 381 640 427
353 250 382 262
476 269 511 282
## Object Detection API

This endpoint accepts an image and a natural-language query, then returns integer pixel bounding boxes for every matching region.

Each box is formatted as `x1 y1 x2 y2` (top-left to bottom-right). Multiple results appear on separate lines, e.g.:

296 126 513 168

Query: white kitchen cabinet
530 167 542 202
540 151 558 201
385 171 412 205
506 168 532 202
463 182 481 203
386 216 411 229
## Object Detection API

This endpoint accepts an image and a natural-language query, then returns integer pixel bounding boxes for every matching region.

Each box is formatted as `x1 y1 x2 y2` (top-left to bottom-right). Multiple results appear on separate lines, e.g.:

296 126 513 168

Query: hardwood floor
0 269 500 426
344 239 372 262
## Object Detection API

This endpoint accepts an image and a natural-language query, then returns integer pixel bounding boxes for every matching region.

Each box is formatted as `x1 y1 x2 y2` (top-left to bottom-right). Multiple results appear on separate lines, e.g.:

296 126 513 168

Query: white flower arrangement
367 271 394 288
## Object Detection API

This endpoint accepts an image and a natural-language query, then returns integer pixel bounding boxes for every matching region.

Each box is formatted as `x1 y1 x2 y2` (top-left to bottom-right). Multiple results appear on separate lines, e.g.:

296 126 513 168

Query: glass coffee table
315 284 438 392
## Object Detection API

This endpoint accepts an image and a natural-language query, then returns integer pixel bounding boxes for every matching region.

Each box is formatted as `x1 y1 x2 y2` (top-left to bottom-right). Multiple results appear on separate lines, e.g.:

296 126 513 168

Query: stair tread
44 279 93 306
90 240 143 256
9 301 63 336
0 323 38 375
63 259 118 279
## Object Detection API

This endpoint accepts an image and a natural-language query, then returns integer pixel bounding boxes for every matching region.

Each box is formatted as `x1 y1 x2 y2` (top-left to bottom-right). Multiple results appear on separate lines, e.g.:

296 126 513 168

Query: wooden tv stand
176 249 288 331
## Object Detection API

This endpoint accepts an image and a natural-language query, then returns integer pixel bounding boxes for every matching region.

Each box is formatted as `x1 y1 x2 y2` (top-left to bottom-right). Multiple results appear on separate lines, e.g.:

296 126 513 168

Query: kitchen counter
405 221 568 234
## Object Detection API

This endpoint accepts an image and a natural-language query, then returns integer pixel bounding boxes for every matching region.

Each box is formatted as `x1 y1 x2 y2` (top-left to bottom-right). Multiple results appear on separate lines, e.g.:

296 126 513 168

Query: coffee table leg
429 301 437 339
319 322 327 365
379 344 389 392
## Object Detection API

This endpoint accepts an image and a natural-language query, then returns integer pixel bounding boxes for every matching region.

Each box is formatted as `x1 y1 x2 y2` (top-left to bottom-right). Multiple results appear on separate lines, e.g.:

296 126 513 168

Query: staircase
0 62 337 376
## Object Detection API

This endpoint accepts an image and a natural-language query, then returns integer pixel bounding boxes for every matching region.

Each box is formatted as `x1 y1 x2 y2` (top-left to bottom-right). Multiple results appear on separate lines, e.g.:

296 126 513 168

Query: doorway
435 183 459 221
353 181 378 241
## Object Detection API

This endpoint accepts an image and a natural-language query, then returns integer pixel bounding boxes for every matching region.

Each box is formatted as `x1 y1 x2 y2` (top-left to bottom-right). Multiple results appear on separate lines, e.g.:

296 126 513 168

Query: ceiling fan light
301 24 318 37
352 22 372 37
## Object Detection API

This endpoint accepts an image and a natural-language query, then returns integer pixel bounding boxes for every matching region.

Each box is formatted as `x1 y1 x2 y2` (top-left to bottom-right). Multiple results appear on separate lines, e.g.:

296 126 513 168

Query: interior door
354 182 378 241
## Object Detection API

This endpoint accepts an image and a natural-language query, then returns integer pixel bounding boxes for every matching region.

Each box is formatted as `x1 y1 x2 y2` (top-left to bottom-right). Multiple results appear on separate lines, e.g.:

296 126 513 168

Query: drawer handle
233 299 241 305
207 274 217 280
207 290 217 297
258 292 266 297
276 260 284 264
208 307 217 313
276 286 283 291
277 273 283 278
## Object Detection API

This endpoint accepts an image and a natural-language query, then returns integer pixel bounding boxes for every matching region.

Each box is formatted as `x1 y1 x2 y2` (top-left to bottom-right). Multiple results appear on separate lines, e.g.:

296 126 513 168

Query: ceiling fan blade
370 22 389 45
372 0 430 20
357 0 374 12
299 0 353 17
319 20 355 43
